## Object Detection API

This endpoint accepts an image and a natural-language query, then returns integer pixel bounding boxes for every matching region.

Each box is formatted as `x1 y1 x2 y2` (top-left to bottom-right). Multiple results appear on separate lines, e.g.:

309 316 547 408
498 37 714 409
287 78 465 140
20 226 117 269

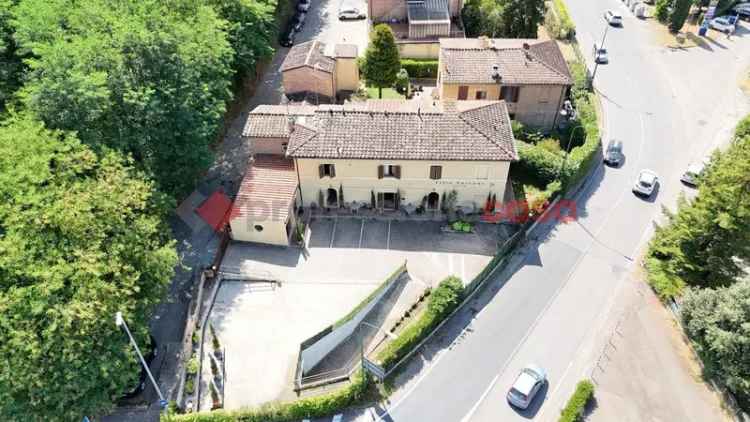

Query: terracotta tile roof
334 44 358 58
439 38 573 85
286 100 517 161
231 155 298 222
243 104 316 138
281 40 335 74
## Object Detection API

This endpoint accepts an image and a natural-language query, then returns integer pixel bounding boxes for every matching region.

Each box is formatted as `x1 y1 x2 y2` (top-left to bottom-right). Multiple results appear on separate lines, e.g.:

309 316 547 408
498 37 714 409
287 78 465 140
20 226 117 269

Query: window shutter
319 164 324 179
513 87 520 103
330 164 336 178
430 165 442 180
378 165 384 179
394 165 401 179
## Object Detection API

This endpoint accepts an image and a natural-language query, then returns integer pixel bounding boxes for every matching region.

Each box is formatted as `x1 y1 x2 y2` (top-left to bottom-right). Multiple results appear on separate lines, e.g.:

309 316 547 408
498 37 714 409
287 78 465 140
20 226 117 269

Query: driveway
208 218 498 410
207 0 368 187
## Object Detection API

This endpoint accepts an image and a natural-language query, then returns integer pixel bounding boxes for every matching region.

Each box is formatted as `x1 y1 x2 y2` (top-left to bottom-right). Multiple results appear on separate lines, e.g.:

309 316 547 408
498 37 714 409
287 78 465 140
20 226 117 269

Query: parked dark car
297 0 310 12
279 27 295 47
120 335 158 400
603 139 624 166
292 12 306 32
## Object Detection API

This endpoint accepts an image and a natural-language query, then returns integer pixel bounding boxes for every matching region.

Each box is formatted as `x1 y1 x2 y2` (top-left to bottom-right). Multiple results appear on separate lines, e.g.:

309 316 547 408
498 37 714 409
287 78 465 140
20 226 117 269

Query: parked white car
507 364 547 410
338 5 365 20
604 10 623 26
709 16 735 33
633 169 659 197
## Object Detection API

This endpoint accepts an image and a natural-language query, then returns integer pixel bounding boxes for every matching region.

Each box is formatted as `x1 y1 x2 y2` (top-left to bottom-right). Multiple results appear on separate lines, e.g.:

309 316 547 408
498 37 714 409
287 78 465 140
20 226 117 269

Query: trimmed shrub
400 59 438 78
549 0 576 39
735 114 750 141
169 371 370 421
559 380 595 422
376 276 464 370
511 141 564 187
184 378 195 395
187 356 199 375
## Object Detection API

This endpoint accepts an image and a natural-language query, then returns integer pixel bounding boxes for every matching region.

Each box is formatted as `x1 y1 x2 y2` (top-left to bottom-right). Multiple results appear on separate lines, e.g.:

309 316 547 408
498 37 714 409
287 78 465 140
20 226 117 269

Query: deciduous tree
360 24 401 99
669 0 692 32
0 114 177 421
681 280 750 402
0 0 23 110
14 0 234 197
647 117 750 298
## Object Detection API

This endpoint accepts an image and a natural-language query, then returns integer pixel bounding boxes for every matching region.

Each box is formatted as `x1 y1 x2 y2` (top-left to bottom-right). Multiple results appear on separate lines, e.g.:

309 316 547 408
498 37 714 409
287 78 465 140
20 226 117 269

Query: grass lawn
366 87 405 99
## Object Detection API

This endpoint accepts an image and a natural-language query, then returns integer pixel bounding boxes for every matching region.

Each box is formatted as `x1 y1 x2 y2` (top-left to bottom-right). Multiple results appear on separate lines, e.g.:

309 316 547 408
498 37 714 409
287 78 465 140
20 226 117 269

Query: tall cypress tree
360 24 401 99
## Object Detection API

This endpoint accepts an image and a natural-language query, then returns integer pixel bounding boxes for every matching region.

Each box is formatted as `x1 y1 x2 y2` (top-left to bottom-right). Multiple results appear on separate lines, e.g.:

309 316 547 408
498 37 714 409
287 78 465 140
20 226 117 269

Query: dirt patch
647 19 710 49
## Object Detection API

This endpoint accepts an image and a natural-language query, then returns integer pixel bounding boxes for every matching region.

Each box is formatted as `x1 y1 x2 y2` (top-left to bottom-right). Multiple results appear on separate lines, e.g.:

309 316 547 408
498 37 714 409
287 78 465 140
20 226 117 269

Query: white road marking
358 219 365 249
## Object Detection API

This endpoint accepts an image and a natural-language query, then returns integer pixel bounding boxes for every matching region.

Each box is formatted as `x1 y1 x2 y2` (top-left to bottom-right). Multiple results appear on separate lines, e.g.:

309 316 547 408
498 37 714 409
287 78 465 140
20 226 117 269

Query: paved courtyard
209 219 501 410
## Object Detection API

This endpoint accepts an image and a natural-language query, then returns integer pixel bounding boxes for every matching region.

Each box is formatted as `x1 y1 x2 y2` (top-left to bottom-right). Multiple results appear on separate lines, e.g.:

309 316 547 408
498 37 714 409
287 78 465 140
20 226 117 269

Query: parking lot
210 218 502 410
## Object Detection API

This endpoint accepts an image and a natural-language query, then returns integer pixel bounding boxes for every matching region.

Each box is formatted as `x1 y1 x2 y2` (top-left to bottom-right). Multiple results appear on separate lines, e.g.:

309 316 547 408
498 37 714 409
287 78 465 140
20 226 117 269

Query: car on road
680 160 708 187
507 364 547 410
604 139 624 167
338 4 366 20
292 12 306 32
297 0 310 12
594 43 608 64
632 169 659 197
604 10 623 26
709 16 736 33
279 26 295 47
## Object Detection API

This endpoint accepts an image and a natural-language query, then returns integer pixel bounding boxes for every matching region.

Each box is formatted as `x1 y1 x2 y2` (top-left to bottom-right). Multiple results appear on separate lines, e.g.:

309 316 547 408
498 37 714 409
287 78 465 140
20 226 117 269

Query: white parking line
386 220 391 250
330 218 337 248
358 219 365 249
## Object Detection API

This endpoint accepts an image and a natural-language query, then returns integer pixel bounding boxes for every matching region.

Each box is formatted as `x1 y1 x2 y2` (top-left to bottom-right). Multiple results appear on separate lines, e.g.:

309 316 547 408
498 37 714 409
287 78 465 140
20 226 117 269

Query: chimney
522 42 533 61
491 64 501 83
287 115 296 134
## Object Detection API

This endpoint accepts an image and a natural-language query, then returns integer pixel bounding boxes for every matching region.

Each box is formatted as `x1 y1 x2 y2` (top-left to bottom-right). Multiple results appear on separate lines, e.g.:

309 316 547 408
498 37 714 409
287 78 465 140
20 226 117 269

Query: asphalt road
356 2 750 422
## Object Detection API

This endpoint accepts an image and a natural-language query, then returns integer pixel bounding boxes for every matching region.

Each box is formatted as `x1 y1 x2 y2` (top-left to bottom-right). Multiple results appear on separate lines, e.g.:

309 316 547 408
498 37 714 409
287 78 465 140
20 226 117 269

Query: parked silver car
507 364 547 410
633 169 659 197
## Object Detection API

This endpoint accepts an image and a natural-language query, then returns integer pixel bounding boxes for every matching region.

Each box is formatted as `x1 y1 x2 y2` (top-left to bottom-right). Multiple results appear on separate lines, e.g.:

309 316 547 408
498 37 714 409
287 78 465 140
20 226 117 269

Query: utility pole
115 311 168 412
590 18 611 85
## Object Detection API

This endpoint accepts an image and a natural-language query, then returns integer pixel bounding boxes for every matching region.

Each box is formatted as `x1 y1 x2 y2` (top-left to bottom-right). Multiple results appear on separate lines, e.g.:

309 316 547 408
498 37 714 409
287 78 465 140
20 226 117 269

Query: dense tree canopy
13 0 234 197
647 117 750 298
462 0 545 38
681 280 750 402
0 0 23 110
360 24 401 99
0 114 178 421
208 0 277 78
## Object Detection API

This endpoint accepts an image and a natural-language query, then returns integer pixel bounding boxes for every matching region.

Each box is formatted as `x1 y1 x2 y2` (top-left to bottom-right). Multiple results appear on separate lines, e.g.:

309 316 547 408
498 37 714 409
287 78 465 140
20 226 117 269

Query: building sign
435 180 497 187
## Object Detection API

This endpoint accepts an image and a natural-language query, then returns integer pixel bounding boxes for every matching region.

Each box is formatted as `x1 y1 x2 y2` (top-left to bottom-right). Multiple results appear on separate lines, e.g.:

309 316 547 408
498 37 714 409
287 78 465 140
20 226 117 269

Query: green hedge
376 276 464 370
400 59 438 79
511 141 564 187
546 0 576 39
559 380 595 422
334 262 407 328
552 0 576 39
166 372 369 421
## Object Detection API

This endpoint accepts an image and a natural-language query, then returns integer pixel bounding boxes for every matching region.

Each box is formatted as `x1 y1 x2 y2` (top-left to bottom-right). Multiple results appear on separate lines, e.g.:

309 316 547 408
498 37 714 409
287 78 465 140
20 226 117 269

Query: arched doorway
427 192 440 210
326 188 338 207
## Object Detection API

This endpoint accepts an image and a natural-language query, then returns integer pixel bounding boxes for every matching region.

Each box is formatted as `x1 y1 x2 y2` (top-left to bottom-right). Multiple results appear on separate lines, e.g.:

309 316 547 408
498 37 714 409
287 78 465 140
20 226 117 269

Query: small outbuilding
281 40 359 101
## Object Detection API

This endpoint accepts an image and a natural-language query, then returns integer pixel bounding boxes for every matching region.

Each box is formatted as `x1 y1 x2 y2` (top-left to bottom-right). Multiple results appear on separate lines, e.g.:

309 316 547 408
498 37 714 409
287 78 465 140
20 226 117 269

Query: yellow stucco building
230 100 517 246
437 37 573 131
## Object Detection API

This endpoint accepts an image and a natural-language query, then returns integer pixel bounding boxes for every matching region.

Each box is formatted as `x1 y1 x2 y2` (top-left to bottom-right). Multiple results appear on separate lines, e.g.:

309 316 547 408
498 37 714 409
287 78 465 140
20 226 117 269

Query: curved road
361 2 750 422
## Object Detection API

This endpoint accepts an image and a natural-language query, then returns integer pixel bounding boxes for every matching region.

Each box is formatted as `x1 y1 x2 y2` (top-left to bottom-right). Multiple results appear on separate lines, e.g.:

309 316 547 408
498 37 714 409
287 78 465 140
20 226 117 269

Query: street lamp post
115 311 167 411
557 101 585 181
591 18 611 84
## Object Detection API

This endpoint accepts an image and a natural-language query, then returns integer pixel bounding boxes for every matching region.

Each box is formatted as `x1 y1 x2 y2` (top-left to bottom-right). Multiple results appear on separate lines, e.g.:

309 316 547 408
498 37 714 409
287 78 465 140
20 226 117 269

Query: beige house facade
233 100 517 246
437 37 573 131
286 100 516 212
